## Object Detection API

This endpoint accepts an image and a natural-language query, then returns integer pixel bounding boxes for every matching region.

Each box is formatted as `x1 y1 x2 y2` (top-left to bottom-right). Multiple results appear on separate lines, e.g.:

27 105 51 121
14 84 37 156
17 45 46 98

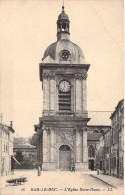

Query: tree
15 151 24 164
29 133 38 146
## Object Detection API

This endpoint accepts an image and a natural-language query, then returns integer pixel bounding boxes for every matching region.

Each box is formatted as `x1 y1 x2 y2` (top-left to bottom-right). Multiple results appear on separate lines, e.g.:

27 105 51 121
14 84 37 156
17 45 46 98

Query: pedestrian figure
37 165 41 176
71 164 75 172
97 168 100 175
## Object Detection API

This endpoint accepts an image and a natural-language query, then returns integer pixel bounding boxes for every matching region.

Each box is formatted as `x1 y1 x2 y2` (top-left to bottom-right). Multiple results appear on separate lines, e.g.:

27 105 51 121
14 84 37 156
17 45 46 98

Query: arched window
93 130 99 133
59 145 71 151
62 22 66 31
88 145 95 157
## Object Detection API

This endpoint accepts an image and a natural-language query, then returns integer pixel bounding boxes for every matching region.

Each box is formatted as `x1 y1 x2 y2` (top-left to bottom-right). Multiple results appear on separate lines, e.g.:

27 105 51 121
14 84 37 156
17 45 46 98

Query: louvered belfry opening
59 90 71 111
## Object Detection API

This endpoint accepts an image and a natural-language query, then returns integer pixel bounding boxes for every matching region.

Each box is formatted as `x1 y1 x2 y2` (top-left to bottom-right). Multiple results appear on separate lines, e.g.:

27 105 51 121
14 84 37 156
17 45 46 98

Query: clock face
61 51 69 60
59 80 70 92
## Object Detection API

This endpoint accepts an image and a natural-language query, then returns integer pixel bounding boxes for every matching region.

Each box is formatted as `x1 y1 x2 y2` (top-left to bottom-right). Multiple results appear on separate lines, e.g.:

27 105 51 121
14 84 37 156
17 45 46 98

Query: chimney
10 121 13 128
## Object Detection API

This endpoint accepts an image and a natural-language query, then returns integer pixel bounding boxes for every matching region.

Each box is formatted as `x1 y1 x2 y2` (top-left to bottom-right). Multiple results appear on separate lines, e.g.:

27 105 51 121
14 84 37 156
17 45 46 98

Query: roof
14 137 29 144
0 123 15 133
110 99 124 119
58 6 69 20
58 11 69 20
88 112 111 126
14 143 36 149
42 39 86 64
87 133 102 141
13 137 36 149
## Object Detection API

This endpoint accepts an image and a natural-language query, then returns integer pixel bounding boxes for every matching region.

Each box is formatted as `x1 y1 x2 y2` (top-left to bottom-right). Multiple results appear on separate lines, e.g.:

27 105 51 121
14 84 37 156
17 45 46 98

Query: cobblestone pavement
0 170 123 195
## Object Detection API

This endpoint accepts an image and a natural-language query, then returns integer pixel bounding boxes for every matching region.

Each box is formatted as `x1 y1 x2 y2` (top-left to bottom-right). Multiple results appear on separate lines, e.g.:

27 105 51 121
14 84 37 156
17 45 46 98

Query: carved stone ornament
83 127 88 132
48 127 55 131
49 73 55 79
75 127 82 132
42 73 55 79
42 127 49 131
42 74 49 79
75 73 87 80
56 129 74 144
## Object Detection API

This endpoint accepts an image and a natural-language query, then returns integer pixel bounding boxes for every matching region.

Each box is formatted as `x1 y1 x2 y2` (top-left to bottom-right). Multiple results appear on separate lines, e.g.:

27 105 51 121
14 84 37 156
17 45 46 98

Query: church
34 6 110 171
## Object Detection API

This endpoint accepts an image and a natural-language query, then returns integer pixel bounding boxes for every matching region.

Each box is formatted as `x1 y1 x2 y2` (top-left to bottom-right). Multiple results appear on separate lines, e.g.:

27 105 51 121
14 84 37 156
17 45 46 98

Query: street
0 170 120 195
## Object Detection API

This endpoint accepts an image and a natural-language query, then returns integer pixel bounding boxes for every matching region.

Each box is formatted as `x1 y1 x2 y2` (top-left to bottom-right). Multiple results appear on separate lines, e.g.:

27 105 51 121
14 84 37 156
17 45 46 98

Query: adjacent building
98 99 124 179
13 138 37 169
87 125 111 171
99 129 111 175
110 99 124 178
0 122 15 176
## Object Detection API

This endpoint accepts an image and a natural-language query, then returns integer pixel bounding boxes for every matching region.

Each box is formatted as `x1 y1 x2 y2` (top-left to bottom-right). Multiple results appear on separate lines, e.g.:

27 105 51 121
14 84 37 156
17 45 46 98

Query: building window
119 135 122 149
114 157 116 168
93 130 99 133
58 80 71 111
6 144 7 153
4 143 5 153
107 144 109 153
29 153 33 159
119 157 122 171
88 145 95 157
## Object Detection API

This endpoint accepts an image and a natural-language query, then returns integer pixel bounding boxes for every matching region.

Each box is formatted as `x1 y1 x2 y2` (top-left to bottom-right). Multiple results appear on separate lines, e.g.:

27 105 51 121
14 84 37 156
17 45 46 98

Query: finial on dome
62 5 64 12
62 0 64 12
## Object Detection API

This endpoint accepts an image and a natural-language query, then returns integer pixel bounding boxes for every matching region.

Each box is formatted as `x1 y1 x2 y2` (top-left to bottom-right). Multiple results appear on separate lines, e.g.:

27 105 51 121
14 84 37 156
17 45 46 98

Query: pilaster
42 128 48 163
49 74 55 111
82 73 87 112
50 128 55 162
75 128 82 163
75 74 82 112
83 127 88 163
43 74 49 111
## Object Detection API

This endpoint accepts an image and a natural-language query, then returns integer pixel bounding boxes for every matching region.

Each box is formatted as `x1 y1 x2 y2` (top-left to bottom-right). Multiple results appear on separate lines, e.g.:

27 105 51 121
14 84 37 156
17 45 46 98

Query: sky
0 0 124 137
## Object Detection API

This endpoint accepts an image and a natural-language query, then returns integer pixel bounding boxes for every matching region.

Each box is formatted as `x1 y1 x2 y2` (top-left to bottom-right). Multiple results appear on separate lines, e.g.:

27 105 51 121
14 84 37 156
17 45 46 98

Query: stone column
49 74 55 111
83 127 88 163
50 129 55 162
55 82 58 111
43 74 49 111
75 74 82 112
76 128 82 162
43 128 48 163
82 73 87 111
37 128 42 163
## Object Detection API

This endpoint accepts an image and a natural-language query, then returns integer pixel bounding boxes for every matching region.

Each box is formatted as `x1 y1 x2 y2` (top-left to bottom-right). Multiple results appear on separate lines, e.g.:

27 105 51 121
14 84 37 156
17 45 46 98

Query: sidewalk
90 172 124 189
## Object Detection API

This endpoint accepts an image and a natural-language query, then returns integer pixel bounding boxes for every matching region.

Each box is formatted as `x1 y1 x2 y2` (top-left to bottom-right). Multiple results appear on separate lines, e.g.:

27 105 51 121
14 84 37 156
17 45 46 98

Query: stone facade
98 99 124 179
87 126 111 171
110 99 124 178
0 123 14 176
35 6 91 171
36 117 89 171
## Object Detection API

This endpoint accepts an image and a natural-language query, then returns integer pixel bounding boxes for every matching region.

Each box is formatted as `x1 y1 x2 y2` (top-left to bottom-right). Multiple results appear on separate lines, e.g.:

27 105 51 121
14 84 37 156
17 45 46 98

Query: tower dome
43 40 85 64
58 6 69 20
42 6 87 64
57 6 70 41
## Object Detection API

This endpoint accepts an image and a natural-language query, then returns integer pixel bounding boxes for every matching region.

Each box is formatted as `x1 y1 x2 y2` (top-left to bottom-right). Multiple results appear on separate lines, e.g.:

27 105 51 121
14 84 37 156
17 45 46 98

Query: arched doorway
59 145 71 171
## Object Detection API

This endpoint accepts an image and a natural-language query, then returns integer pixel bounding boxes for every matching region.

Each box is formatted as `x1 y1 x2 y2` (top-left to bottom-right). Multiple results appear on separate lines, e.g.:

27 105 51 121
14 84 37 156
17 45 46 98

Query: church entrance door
89 159 94 170
59 145 71 171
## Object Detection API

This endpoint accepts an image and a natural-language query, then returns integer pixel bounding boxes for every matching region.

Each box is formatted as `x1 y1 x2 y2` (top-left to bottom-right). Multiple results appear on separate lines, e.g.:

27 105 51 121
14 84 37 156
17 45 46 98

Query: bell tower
35 6 91 171
57 6 70 41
